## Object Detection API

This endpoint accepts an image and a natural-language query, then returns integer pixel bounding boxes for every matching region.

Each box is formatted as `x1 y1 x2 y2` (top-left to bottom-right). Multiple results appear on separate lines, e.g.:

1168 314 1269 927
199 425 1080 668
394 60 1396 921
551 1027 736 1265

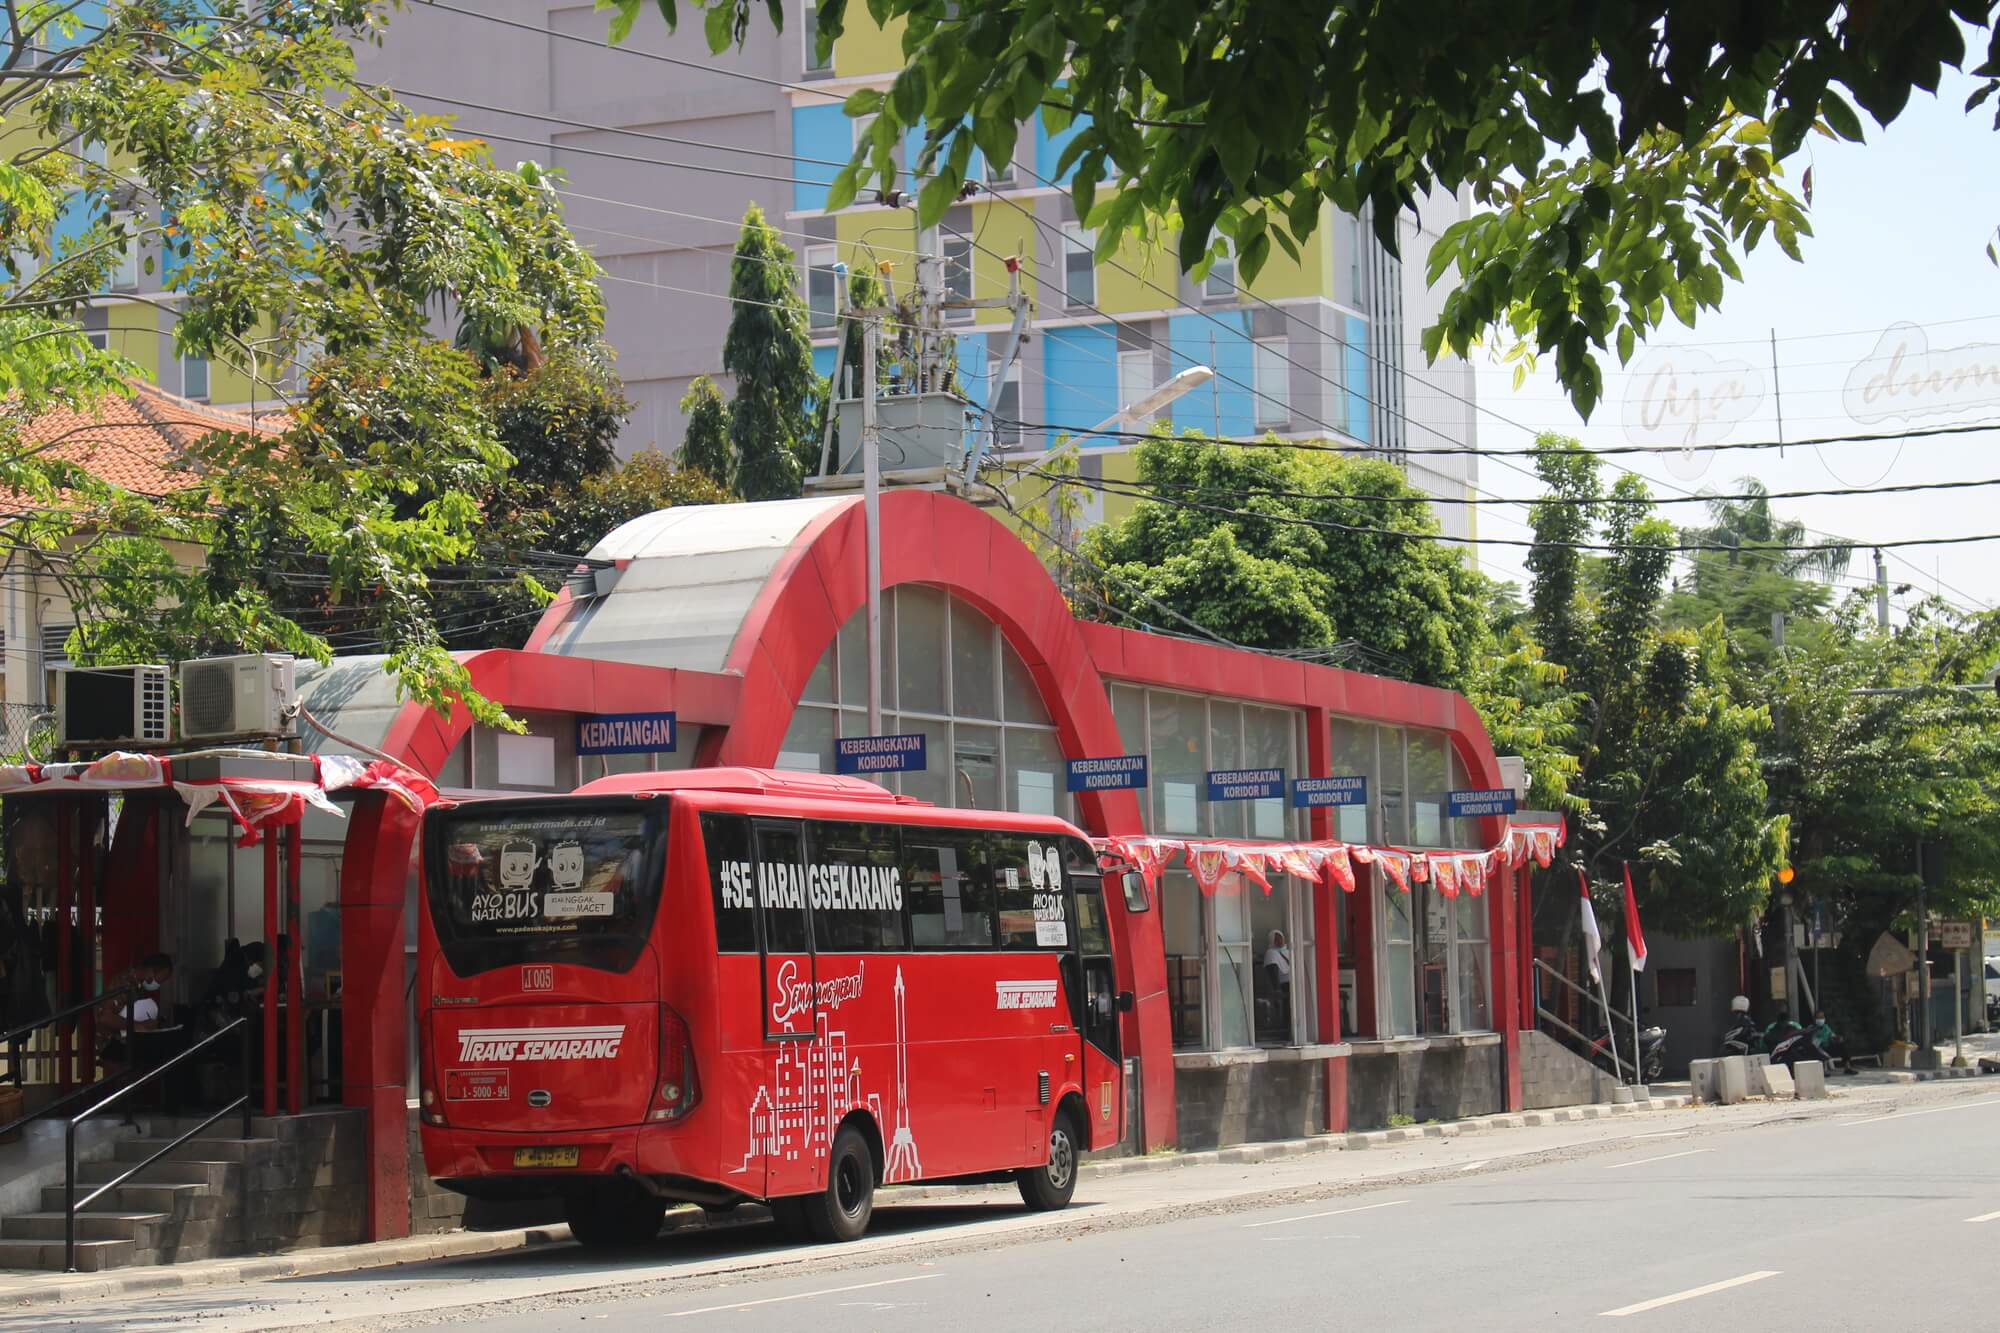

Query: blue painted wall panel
1042 323 1118 452
1035 108 1094 188
1343 314 1372 443
792 105 849 212
1167 312 1253 438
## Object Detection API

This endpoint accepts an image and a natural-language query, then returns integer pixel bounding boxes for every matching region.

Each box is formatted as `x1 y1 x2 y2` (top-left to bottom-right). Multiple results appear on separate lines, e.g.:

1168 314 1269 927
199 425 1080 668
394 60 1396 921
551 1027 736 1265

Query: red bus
416 768 1138 1247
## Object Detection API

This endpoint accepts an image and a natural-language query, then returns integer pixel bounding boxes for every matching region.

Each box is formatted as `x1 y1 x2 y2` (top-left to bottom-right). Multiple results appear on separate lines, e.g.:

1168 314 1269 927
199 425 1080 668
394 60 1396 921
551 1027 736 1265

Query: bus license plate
513 1146 580 1168
445 1069 510 1102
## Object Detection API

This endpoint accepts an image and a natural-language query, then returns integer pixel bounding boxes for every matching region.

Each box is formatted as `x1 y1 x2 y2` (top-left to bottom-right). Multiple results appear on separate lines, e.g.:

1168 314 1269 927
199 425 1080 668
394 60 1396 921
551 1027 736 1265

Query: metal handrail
1533 957 1639 1029
1536 1005 1635 1082
63 1017 252 1273
0 985 135 1140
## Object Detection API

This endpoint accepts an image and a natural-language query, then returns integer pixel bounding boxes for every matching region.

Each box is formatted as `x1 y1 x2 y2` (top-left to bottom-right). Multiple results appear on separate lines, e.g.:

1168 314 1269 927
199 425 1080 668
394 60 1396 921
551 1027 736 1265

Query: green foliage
1465 631 1583 815
722 203 817 500
1526 434 1786 938
1 1 610 727
537 448 738 560
1074 434 1489 689
679 375 733 489
615 0 1997 416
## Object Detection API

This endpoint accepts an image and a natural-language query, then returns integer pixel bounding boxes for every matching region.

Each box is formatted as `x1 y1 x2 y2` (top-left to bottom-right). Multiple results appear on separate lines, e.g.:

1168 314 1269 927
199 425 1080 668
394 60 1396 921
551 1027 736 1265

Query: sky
1458 64 2000 618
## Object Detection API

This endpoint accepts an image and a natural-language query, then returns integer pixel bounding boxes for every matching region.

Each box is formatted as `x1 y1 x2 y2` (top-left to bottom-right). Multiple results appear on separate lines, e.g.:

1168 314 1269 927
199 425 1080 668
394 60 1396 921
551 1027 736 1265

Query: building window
182 353 209 401
775 587 1071 823
1117 350 1153 427
85 331 109 352
1253 337 1289 429
802 3 831 73
805 244 838 330
942 226 973 316
991 354 1022 447
982 142 1014 188
1061 221 1095 308
1656 968 1698 1008
1203 237 1236 302
108 212 139 292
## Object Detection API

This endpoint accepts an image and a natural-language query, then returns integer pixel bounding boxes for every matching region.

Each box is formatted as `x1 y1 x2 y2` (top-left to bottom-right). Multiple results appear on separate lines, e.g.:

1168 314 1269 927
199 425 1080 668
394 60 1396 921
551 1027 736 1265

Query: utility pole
1916 836 1933 1064
862 316 883 737
1874 548 1890 629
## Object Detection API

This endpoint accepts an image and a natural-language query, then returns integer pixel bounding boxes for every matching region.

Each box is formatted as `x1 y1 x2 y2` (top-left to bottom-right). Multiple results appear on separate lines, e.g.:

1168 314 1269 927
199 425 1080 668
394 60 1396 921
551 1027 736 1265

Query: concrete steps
0 1131 260 1271
0 1237 144 1271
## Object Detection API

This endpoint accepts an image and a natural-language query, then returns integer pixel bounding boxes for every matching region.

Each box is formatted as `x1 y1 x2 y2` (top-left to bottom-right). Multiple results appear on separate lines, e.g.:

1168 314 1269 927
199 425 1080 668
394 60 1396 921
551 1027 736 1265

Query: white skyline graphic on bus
735 966 922 1184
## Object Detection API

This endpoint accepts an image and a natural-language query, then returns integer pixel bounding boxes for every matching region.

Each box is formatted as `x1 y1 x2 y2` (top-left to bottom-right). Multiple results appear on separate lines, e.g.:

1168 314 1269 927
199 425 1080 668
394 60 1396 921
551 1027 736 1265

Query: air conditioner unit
54 664 171 748
178 654 296 742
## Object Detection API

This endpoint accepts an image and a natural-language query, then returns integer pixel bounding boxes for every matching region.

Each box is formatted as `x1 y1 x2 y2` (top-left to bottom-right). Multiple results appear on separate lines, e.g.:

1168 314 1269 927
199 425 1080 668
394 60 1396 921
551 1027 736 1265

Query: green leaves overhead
627 1 1994 417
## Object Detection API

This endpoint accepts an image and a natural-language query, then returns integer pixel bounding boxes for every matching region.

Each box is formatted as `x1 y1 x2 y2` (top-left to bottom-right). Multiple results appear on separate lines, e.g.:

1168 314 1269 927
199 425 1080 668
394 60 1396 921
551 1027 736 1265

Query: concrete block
1793 1060 1828 1100
1612 1086 1635 1105
1760 1064 1795 1098
1689 1059 1719 1103
1716 1056 1748 1105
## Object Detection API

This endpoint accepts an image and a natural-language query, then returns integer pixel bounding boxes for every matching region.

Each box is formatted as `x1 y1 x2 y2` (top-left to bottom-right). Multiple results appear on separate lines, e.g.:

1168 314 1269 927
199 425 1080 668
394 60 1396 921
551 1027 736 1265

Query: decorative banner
1411 854 1431 884
1291 775 1367 808
1066 754 1149 792
1323 844 1355 893
576 710 677 756
1447 788 1518 818
1272 845 1320 882
1206 768 1285 802
1186 844 1230 894
1433 857 1459 898
1531 827 1556 867
1349 844 1376 865
1230 846 1273 894
1378 851 1411 893
834 733 928 775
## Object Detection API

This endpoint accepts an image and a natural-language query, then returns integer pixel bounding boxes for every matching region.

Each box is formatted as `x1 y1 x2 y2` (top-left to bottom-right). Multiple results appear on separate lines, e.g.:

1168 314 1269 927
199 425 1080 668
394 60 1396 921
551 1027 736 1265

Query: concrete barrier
1689 1059 1718 1103
1760 1063 1796 1098
1716 1055 1748 1104
1793 1060 1827 1099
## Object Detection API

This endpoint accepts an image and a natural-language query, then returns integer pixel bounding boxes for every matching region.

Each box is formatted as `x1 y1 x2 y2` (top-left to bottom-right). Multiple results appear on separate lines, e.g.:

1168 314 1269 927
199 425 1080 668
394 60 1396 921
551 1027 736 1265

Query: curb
2 1092 1694 1308
1866 1064 1994 1083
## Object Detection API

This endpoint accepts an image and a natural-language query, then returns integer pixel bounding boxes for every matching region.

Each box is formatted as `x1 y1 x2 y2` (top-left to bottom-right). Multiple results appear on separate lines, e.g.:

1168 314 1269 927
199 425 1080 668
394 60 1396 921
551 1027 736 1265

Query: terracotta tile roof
18 380 283 497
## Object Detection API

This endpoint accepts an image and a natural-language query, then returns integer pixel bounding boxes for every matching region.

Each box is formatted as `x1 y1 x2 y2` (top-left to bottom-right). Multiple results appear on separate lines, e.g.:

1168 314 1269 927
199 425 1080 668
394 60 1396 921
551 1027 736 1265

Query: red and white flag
1622 862 1648 973
1577 867 1603 984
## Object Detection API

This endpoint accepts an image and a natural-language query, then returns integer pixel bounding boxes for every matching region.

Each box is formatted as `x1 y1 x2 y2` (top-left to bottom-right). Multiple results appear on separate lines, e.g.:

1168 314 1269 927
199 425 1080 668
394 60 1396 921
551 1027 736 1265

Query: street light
1000 364 1214 482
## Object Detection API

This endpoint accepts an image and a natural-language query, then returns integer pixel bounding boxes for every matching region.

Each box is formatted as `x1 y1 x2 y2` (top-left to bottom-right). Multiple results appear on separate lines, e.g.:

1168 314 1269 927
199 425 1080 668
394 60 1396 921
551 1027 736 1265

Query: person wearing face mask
100 954 174 1077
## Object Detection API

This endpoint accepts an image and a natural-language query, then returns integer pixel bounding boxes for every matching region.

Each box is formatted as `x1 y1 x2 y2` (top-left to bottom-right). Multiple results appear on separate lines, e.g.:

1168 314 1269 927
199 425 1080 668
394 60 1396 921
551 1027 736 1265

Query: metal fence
0 702 53 761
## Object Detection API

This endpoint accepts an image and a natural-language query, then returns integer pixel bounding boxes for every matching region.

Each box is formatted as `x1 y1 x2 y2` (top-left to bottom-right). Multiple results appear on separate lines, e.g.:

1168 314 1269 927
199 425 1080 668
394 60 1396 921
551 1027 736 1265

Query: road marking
1840 1094 2000 1126
1457 1159 1490 1171
1967 1210 2000 1223
1629 1130 1686 1140
1603 1149 1710 1171
1600 1271 1780 1317
1242 1199 1408 1229
662 1275 941 1318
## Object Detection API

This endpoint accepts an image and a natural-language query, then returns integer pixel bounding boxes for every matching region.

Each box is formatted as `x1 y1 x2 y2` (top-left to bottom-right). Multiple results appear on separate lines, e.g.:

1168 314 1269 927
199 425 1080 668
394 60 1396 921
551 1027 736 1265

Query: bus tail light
649 1003 700 1122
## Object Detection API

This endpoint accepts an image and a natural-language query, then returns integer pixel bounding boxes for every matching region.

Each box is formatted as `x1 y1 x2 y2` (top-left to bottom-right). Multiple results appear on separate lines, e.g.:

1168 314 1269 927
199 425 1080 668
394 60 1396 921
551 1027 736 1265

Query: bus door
753 819 819 1198
1068 846 1132 1149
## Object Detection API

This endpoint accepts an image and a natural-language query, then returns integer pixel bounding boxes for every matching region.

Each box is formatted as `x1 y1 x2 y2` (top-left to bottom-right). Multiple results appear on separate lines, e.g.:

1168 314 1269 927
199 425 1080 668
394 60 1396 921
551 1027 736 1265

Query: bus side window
805 820 908 953
700 812 758 953
993 834 1069 949
903 829 995 948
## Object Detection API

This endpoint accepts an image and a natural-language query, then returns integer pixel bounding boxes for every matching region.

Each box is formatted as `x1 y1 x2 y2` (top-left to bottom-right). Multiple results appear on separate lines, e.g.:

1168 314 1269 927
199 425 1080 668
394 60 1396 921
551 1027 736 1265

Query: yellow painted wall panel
834 15 908 76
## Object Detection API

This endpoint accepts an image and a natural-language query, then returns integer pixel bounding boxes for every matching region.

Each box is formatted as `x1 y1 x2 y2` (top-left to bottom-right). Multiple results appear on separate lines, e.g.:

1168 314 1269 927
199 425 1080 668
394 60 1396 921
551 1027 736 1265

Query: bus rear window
427 803 664 976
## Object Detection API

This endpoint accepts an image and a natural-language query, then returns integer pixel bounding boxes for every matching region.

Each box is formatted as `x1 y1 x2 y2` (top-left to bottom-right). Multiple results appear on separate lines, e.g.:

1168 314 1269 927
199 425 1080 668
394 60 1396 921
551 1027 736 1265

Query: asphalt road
17 1081 2000 1331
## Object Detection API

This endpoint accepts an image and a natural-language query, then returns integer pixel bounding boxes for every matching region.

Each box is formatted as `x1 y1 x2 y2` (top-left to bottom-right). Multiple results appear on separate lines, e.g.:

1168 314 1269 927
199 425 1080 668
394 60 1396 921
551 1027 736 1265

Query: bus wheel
564 1183 666 1249
1017 1108 1080 1211
803 1125 876 1242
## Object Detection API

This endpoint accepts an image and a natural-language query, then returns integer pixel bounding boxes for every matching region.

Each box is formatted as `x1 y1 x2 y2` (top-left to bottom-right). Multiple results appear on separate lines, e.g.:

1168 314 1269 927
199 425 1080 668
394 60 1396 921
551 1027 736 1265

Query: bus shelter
0 749 434 1245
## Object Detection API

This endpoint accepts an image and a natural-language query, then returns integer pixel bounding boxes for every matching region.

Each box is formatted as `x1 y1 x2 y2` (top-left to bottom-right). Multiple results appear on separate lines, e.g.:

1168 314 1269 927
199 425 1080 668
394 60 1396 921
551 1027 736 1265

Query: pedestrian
1263 929 1292 1031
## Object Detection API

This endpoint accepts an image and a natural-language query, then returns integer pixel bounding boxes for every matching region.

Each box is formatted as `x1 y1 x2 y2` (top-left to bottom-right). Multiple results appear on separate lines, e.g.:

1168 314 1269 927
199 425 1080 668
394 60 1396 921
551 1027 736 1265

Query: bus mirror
1115 990 1135 1013
1120 871 1149 913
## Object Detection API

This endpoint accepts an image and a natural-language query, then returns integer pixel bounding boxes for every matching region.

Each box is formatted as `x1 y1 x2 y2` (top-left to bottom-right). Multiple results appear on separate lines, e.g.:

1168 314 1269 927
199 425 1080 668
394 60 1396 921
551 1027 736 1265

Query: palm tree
1680 478 1853 581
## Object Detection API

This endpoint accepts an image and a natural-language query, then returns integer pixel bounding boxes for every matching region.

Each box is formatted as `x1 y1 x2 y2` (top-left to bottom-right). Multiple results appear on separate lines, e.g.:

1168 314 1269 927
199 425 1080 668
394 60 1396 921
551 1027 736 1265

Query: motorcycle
1588 1020 1666 1082
1721 1013 1761 1058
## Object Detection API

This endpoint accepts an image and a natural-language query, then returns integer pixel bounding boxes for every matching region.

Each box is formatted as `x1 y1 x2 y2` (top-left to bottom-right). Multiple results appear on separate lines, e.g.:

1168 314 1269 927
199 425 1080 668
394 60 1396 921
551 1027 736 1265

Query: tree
679 375 733 489
2 1 607 725
722 203 817 500
1525 435 1787 938
538 448 737 559
618 1 1998 416
1074 434 1490 689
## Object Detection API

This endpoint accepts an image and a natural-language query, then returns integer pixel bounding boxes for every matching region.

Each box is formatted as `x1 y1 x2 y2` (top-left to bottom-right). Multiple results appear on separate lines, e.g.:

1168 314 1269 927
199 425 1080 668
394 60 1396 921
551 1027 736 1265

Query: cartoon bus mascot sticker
548 841 587 892
498 839 540 890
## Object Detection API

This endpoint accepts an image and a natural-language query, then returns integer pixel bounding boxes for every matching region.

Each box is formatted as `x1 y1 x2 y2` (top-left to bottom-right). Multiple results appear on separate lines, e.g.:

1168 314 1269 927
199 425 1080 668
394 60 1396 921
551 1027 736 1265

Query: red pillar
1487 846 1525 1112
1080 786 1176 1152
263 834 279 1118
285 822 305 1116
339 791 419 1242
99 797 161 983
1349 864 1378 1038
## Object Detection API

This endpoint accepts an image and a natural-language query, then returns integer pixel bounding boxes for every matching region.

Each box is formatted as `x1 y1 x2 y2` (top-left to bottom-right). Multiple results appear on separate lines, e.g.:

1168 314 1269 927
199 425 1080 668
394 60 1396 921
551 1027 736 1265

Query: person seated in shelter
1263 929 1293 1034
100 954 174 1076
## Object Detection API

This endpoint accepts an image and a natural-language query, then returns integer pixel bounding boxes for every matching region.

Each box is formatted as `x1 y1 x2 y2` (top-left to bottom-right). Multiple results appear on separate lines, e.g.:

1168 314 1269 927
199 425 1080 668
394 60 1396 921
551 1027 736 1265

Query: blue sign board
576 711 677 756
834 733 928 775
1291 775 1368 808
1447 788 1518 818
1066 755 1149 792
1206 768 1285 802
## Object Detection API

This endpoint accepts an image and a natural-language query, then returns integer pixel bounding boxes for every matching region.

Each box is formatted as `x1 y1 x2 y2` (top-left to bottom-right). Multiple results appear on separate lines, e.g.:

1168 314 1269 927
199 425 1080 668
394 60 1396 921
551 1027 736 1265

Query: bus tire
564 1183 666 1249
802 1125 876 1242
1017 1107 1080 1212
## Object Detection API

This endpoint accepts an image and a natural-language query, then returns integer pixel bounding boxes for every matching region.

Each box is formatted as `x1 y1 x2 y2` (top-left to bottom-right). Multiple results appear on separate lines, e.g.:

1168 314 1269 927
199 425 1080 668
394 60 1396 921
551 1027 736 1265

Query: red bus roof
564 766 1088 839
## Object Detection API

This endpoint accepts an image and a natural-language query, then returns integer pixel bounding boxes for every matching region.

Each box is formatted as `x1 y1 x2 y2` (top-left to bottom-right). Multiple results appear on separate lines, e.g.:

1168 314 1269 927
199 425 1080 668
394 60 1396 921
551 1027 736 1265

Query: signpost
1290 776 1367 808
1446 788 1518 818
575 711 676 756
1940 920 1973 1068
834 733 928 776
1205 768 1285 802
1066 755 1148 793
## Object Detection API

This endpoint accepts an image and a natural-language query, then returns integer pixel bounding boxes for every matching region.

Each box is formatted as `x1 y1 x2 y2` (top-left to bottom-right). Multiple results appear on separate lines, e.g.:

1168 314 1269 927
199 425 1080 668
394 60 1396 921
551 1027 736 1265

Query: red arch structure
366 490 1522 1171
